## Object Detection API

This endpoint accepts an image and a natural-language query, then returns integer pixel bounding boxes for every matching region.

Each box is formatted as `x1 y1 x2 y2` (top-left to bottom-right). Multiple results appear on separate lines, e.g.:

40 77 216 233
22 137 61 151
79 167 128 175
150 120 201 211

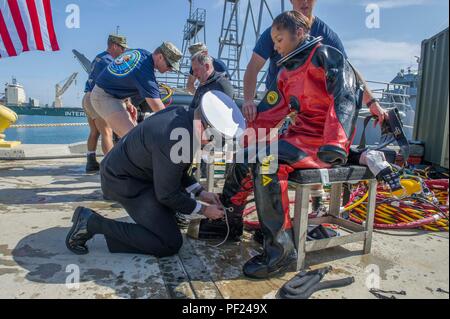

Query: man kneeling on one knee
65 92 246 257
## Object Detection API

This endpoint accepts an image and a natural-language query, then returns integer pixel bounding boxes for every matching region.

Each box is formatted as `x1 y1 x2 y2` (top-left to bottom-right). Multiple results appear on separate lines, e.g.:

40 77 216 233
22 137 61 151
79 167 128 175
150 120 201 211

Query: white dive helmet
198 90 246 145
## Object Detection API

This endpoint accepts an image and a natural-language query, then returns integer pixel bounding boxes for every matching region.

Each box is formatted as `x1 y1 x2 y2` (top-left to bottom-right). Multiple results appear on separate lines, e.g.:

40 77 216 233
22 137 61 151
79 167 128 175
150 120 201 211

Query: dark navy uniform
89 106 202 257
84 51 114 93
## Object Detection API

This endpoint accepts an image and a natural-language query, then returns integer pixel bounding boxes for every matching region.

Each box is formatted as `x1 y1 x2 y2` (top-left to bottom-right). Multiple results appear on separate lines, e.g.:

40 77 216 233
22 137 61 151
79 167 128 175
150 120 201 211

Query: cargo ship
6 105 86 117
1 77 85 118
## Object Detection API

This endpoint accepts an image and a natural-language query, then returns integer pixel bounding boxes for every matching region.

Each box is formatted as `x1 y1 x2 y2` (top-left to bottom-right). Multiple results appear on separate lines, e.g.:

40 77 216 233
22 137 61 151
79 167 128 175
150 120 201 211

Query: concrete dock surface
0 158 448 299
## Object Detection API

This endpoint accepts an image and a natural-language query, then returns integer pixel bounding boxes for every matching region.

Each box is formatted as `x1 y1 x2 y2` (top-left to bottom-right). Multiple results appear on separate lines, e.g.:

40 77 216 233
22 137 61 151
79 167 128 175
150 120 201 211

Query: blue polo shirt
95 49 160 100
254 16 347 88
189 57 231 79
84 51 114 93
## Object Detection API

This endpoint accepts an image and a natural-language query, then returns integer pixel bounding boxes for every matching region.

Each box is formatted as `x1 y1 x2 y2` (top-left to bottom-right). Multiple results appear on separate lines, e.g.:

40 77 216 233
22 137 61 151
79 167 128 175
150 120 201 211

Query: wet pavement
0 158 448 299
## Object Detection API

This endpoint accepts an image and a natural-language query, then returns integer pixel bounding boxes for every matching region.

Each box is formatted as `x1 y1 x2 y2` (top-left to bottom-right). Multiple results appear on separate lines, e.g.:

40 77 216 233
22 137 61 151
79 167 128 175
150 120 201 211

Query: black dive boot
187 195 244 241
243 164 296 279
85 153 100 173
187 163 252 241
244 228 296 279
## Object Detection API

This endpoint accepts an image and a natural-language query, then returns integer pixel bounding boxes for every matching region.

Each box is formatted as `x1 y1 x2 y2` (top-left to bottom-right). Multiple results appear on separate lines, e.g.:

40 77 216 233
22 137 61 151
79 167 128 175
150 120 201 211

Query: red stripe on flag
0 9 18 56
26 0 44 50
42 0 58 51
7 0 30 52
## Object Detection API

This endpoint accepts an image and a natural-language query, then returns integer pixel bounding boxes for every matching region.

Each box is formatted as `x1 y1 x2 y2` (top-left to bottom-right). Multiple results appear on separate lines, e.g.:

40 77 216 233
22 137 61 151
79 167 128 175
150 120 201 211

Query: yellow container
392 177 423 198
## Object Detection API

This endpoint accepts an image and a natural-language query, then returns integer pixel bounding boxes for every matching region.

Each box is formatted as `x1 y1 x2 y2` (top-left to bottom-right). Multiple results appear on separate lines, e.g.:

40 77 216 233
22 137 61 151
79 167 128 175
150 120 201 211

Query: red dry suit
202 37 363 279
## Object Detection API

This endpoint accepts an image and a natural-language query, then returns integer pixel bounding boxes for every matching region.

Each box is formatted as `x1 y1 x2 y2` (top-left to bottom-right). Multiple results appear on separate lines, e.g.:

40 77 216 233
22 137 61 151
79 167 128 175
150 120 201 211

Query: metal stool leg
364 179 377 254
207 162 215 192
329 183 343 218
293 184 311 271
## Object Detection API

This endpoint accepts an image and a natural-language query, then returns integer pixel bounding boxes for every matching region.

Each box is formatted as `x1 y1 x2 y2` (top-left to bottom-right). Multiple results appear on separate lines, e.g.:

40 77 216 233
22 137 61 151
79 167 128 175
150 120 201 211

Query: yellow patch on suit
266 91 279 105
262 175 273 187
261 154 276 175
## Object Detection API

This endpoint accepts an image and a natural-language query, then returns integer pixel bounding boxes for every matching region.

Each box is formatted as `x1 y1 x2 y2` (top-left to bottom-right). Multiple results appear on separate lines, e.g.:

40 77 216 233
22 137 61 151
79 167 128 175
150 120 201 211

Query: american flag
0 0 59 58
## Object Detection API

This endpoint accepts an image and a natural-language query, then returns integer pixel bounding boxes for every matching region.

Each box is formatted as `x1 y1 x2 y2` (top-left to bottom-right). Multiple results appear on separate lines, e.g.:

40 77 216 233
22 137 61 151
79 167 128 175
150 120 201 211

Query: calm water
6 115 89 145
6 114 413 146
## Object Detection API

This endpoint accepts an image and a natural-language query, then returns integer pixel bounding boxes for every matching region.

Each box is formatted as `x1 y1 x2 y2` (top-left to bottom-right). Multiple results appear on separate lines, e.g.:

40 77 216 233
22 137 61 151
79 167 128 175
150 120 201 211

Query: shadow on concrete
8 223 376 299
10 220 289 299
0 163 106 205
0 187 104 205
10 220 182 299
305 246 365 267
0 165 91 179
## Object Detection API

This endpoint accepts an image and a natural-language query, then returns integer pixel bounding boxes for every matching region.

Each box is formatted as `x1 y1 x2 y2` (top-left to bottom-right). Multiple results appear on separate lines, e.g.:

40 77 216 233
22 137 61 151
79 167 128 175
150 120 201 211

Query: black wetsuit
90 106 201 257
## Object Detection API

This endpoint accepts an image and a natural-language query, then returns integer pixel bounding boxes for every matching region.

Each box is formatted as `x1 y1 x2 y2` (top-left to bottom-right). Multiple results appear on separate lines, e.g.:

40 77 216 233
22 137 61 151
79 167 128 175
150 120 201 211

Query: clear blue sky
1 0 448 108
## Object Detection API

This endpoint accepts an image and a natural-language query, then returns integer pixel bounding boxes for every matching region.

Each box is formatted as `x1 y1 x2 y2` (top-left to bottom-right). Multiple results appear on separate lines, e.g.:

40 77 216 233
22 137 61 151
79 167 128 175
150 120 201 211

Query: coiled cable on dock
241 172 449 232
160 83 174 107
345 178 449 231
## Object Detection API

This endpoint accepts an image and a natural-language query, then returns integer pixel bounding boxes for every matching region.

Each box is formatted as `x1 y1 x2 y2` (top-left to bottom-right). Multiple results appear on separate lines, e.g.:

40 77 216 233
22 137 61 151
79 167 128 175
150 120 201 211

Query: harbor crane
54 73 78 108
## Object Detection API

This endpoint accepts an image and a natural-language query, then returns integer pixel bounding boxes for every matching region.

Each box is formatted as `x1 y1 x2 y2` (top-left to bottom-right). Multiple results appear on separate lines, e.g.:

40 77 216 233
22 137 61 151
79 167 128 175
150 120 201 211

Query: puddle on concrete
81 268 168 299
330 267 353 276
82 269 115 281
28 263 63 280
358 255 395 280
115 271 126 286
12 245 58 259
120 278 168 299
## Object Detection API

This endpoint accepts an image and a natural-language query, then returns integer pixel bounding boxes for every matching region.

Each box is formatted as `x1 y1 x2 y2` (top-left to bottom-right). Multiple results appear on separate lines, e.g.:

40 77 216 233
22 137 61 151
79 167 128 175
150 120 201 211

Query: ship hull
7 106 86 117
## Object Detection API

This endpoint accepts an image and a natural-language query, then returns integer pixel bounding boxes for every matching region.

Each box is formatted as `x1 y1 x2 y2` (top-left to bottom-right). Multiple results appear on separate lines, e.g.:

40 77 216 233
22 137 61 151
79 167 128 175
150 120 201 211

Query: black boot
66 207 100 255
252 228 264 245
197 200 244 240
188 163 251 241
244 223 297 279
243 163 296 279
85 153 100 173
